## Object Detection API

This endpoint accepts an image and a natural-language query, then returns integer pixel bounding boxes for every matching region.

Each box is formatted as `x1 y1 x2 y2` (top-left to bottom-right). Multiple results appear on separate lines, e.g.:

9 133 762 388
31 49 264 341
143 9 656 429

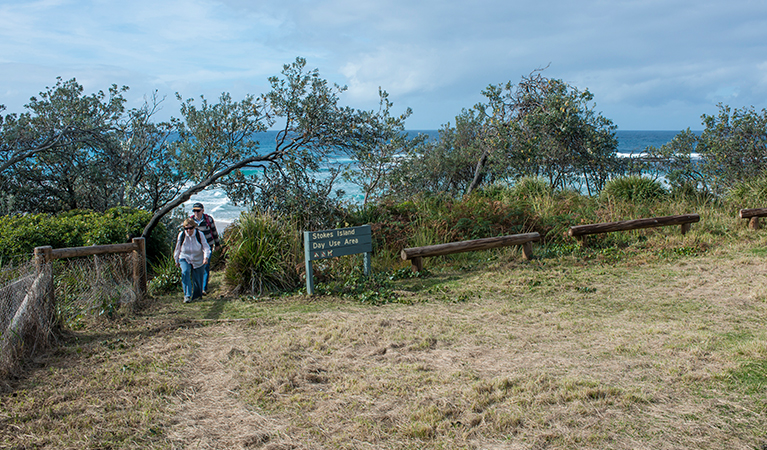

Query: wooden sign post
303 225 372 295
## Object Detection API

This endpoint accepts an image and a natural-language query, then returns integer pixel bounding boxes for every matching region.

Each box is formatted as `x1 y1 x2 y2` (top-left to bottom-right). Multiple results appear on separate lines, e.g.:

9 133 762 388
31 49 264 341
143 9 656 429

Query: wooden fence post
132 237 147 301
33 246 55 337
522 241 534 260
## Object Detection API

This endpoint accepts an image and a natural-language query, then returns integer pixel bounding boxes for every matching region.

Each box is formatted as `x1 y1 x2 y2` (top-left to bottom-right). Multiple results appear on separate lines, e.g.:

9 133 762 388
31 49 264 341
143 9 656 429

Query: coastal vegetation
2 57 767 448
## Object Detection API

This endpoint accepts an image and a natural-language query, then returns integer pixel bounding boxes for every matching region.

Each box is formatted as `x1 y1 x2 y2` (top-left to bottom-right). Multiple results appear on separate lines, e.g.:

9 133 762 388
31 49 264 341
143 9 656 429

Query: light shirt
174 229 211 268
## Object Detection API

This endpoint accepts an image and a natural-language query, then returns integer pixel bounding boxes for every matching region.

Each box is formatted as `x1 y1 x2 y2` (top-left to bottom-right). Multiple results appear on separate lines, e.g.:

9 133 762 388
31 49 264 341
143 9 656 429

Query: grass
3 223 767 449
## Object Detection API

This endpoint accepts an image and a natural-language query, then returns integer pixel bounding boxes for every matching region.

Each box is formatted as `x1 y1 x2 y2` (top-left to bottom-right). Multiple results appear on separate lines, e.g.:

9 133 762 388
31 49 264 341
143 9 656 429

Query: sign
303 225 372 294
306 225 372 261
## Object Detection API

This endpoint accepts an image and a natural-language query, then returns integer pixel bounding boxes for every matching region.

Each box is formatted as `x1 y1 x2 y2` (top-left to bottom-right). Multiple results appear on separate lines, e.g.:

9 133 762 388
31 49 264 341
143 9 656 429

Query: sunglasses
184 226 195 230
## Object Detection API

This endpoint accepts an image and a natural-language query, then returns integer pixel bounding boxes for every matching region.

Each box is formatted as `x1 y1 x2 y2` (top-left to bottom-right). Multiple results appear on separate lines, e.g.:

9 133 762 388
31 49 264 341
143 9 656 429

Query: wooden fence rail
739 208 767 230
568 214 700 245
401 232 541 272
34 237 147 301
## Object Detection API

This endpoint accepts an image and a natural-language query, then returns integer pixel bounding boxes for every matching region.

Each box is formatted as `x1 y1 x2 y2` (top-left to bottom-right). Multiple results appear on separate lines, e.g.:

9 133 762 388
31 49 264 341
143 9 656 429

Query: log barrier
568 214 700 245
401 232 541 272
739 208 767 230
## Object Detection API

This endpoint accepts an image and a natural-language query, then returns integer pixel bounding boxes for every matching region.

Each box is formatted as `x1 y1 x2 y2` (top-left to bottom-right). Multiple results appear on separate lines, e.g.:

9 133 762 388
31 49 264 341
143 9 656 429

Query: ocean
184 130 692 223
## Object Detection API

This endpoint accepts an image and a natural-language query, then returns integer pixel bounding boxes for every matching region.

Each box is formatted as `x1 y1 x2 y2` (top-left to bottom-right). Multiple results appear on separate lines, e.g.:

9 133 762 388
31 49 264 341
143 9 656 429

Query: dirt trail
166 323 286 449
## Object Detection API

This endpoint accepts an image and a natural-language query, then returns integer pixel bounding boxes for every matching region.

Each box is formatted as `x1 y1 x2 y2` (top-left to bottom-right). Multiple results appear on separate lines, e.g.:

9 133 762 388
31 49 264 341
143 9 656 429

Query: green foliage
206 57 413 231
509 177 554 199
385 71 619 200
172 92 266 179
698 104 767 195
491 74 619 195
644 105 767 199
314 269 401 305
0 207 169 264
53 256 137 327
643 129 705 196
387 109 488 199
4 60 410 241
342 89 422 205
224 212 302 295
726 175 767 207
0 78 178 214
601 176 667 203
148 255 181 296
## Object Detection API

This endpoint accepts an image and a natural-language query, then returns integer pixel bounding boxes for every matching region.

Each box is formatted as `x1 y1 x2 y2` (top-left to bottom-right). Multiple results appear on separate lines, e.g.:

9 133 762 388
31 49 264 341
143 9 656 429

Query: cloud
1 0 766 129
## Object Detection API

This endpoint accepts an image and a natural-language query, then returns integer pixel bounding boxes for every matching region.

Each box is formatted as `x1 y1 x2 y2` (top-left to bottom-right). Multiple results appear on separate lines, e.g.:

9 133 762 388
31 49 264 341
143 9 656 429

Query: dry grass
2 234 767 449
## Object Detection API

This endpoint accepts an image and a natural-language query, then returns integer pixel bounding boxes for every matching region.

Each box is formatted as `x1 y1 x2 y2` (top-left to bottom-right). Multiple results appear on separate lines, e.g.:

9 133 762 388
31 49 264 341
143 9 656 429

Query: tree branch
141 154 277 238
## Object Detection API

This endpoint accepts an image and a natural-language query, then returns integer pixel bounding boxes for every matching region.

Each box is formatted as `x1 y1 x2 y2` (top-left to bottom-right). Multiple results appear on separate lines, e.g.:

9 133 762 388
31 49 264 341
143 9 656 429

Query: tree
0 78 126 174
643 129 705 195
643 104 767 198
388 70 619 201
387 108 487 200
342 88 421 206
0 78 128 212
140 90 271 238
698 104 767 194
0 79 182 215
473 71 619 196
142 57 409 236
114 93 178 212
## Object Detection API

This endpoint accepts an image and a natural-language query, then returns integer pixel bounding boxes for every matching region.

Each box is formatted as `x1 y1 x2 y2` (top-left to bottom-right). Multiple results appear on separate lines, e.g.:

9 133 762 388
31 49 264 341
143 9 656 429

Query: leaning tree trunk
141 155 275 239
465 147 490 198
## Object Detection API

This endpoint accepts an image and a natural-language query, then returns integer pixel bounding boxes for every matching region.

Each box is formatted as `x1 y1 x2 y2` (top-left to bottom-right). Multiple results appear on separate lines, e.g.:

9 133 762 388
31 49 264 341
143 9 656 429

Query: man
190 202 221 295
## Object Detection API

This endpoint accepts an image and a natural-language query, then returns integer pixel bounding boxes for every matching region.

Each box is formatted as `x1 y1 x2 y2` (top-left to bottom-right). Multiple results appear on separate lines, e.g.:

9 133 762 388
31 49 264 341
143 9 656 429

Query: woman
174 218 211 303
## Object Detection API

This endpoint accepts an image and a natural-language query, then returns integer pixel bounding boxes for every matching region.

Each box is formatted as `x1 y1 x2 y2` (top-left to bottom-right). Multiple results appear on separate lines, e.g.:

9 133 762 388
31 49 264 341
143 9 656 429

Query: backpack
191 213 214 231
180 229 203 246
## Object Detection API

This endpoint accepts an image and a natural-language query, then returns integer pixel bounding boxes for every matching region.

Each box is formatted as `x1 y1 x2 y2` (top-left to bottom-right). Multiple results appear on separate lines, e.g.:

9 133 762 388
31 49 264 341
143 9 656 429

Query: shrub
0 207 169 264
726 175 767 208
601 176 667 203
509 177 553 199
224 212 302 295
148 254 181 296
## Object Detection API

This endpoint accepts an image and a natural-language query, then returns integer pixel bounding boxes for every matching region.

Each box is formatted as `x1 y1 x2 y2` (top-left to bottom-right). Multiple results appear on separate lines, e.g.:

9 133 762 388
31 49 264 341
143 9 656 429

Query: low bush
0 207 169 264
224 212 302 296
148 254 182 296
601 176 667 203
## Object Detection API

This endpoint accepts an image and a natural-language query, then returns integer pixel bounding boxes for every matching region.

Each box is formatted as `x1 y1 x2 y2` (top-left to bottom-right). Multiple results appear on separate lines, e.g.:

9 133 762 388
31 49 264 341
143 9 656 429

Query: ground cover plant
2 196 767 449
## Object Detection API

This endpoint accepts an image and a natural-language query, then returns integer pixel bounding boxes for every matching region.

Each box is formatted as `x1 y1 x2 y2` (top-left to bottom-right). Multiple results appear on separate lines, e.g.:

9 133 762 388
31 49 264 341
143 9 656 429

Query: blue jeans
202 261 211 292
179 259 204 300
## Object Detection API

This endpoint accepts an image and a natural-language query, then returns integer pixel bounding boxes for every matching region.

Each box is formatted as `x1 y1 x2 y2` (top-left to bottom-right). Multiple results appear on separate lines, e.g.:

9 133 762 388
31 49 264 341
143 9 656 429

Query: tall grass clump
509 177 553 200
480 179 595 244
224 212 302 296
148 254 181 296
726 175 767 208
54 255 138 328
601 176 667 203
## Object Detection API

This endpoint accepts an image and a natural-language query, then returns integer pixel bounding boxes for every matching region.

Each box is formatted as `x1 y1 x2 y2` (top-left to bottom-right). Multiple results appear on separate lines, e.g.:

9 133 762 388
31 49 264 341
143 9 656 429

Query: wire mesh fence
1 251 144 378
1 259 51 377
54 253 141 324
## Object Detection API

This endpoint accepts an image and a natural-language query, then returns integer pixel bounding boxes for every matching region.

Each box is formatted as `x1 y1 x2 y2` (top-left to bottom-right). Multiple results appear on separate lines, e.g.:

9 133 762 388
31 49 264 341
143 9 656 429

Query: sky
1 0 766 131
